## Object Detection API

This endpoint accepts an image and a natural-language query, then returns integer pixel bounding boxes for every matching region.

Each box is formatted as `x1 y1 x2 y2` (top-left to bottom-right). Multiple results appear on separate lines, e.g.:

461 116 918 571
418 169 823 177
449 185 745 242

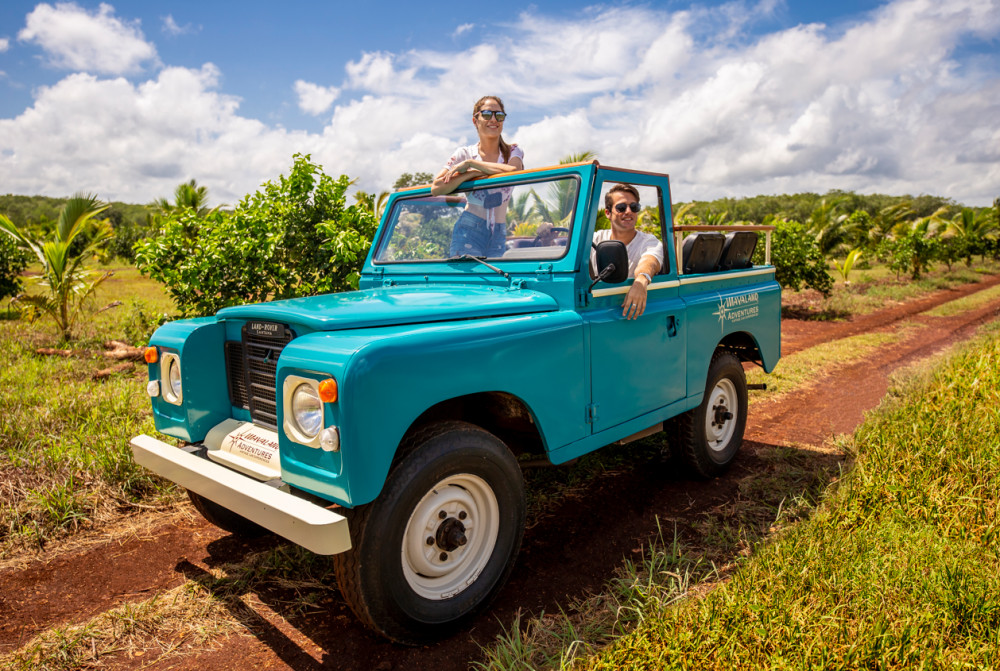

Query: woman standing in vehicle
432 95 524 258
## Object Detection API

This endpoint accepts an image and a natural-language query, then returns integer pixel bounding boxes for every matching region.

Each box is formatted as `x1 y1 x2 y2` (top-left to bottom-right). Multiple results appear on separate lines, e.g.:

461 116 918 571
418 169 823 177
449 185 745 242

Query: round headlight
167 358 182 399
292 383 323 437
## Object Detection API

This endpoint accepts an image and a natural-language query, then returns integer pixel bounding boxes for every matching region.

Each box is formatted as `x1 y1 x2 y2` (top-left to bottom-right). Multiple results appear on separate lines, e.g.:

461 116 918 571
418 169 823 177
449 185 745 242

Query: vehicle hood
215 284 558 332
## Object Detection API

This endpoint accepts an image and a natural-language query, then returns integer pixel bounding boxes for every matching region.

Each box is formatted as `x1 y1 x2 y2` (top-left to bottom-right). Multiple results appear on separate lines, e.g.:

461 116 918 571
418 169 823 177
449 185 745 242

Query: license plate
204 419 281 480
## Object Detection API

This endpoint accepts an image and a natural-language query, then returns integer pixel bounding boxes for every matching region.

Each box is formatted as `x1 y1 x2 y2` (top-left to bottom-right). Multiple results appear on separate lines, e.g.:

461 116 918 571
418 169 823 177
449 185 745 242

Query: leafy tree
0 195 112 339
752 218 834 296
879 217 943 280
136 154 377 317
0 228 29 302
393 172 434 190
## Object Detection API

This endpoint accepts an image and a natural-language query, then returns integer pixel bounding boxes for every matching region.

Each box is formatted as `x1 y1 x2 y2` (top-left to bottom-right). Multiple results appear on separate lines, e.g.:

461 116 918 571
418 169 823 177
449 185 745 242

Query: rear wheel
333 421 526 644
187 490 268 537
672 349 748 477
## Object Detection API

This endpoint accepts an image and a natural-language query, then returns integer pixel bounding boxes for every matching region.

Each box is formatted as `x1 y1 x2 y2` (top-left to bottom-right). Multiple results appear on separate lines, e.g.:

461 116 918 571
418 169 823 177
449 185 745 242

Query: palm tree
152 179 215 216
354 190 390 220
505 192 538 227
0 194 112 340
805 197 849 256
529 151 597 227
946 207 998 265
869 202 915 247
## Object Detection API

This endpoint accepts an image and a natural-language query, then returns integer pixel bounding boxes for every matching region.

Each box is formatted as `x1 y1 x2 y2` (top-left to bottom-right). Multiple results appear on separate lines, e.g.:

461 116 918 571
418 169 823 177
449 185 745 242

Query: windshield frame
372 173 583 266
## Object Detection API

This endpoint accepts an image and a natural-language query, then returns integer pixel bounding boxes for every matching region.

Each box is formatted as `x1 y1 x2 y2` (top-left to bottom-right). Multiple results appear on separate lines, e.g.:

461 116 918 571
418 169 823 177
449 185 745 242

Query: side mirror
590 240 629 290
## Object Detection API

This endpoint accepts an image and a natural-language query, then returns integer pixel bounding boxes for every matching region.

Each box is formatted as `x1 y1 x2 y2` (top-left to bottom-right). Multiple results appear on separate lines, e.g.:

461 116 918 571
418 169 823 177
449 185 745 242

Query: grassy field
475 328 1000 669
0 264 177 558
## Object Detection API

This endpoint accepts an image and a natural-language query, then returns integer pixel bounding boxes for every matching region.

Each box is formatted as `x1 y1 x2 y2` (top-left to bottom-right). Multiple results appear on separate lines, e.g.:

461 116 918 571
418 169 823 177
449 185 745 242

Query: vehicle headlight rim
167 358 182 399
291 382 324 438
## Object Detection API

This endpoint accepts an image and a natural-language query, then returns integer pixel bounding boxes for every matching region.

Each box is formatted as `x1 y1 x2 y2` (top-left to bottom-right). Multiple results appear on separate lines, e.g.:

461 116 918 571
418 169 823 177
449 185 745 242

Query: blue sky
1 0 998 207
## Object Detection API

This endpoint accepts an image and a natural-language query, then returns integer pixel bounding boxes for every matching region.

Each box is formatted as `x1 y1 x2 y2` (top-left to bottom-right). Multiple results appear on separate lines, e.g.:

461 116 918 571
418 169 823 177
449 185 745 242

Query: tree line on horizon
2 154 999 339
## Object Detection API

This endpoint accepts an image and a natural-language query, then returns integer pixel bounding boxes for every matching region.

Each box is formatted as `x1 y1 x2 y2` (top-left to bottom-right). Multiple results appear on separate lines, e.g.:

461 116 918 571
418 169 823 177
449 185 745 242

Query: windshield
374 176 580 263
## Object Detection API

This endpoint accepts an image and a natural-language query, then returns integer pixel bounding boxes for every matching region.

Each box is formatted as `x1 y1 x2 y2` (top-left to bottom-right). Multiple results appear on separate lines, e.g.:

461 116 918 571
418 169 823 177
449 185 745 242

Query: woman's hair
473 95 512 164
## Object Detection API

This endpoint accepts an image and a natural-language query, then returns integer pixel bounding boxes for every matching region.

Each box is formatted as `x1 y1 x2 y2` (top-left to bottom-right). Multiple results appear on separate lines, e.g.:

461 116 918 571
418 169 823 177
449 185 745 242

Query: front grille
225 321 294 429
226 341 248 409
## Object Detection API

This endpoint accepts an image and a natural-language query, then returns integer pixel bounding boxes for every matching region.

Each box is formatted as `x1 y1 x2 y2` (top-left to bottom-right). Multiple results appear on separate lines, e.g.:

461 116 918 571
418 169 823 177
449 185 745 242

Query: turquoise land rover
131 160 780 643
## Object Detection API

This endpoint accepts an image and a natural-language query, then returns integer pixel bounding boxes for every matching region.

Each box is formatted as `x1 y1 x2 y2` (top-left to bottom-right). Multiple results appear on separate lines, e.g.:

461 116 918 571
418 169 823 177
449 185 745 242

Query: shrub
136 154 378 317
878 230 940 280
0 228 29 301
753 218 834 296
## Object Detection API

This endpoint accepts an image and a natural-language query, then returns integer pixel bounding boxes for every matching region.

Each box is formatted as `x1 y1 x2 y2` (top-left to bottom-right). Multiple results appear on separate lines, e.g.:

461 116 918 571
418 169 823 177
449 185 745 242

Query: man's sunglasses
613 202 641 213
478 111 507 121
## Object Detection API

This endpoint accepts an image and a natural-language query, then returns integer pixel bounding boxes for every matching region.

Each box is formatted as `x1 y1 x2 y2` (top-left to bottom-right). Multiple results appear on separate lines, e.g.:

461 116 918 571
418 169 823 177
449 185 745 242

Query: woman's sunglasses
613 202 641 213
478 110 507 121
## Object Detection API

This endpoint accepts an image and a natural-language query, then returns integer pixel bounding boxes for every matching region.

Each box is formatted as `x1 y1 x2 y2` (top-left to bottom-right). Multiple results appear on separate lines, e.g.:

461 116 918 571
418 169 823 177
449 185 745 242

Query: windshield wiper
448 254 510 280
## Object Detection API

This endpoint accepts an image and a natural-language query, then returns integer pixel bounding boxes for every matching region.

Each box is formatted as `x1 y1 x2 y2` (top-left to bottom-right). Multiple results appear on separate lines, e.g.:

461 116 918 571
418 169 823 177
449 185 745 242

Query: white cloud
294 80 340 116
161 15 196 37
0 37 10 53
453 23 475 38
1 0 998 207
18 2 158 74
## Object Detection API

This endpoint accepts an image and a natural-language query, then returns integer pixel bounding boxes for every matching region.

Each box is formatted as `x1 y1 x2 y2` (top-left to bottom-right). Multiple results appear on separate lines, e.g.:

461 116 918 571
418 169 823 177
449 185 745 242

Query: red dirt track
3 274 1000 670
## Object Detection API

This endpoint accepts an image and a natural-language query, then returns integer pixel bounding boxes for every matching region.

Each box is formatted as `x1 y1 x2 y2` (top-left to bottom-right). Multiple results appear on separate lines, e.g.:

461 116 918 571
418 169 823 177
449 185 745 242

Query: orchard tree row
2 152 998 339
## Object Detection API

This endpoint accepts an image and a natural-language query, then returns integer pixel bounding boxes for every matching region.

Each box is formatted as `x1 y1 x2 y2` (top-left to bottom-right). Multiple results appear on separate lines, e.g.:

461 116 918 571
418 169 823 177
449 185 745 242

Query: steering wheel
532 227 570 247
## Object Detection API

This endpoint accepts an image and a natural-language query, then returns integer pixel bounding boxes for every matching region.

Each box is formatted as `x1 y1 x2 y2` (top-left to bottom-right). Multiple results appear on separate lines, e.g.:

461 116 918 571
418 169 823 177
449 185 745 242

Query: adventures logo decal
713 292 759 331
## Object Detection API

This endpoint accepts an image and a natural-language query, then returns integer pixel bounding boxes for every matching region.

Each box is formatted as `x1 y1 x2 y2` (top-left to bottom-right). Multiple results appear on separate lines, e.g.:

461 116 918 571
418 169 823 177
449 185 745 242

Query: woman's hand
446 160 477 181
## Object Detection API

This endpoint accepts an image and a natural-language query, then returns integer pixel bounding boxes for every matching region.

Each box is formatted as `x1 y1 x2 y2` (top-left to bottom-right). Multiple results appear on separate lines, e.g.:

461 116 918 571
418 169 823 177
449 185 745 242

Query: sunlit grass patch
0 542 345 670
798 260 1000 319
0 316 173 556
924 282 1000 318
0 580 239 671
746 325 917 400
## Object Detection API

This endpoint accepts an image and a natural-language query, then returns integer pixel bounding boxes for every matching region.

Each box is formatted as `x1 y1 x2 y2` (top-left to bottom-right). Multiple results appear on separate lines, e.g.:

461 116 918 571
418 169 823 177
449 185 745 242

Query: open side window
590 182 668 279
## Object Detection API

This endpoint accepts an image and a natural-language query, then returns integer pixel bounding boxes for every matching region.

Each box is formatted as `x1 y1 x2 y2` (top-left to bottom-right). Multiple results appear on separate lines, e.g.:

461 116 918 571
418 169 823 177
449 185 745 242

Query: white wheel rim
704 378 738 452
401 473 500 600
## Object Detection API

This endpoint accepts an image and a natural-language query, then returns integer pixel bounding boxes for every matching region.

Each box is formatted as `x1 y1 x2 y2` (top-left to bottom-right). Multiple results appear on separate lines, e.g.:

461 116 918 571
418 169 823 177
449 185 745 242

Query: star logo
712 298 728 332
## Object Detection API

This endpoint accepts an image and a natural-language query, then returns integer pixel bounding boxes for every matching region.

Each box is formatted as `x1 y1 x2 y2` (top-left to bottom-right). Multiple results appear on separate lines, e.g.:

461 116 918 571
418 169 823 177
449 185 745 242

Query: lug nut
439 510 447 519
426 537 434 546
439 552 448 561
458 511 467 520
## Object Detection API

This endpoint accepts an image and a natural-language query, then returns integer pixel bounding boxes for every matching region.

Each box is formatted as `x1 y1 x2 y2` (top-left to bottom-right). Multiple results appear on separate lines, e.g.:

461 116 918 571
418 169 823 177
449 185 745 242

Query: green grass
795 260 1000 320
550 322 1000 670
0 266 178 556
746 326 914 399
925 283 1000 318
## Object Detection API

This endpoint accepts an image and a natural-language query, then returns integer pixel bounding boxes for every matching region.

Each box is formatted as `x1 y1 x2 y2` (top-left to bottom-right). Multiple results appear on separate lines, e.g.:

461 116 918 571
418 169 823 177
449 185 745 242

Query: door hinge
585 403 598 424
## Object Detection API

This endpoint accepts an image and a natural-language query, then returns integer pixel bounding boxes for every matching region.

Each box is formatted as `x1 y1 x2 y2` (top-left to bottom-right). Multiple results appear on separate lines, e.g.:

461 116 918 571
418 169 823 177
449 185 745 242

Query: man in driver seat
591 183 664 319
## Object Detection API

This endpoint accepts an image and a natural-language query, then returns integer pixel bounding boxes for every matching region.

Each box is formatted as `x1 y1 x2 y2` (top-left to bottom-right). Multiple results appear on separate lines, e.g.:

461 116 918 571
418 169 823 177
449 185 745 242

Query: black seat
681 232 725 274
717 231 758 271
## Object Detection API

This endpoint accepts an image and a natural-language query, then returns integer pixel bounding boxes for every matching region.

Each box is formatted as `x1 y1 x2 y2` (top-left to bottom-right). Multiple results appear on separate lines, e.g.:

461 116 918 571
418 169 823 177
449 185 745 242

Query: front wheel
333 421 526 644
187 490 268 537
672 349 748 477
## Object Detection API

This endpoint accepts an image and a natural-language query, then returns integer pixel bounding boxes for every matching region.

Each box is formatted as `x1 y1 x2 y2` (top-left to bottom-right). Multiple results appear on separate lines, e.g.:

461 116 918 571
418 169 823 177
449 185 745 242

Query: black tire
333 421 526 644
672 349 748 477
187 490 268 537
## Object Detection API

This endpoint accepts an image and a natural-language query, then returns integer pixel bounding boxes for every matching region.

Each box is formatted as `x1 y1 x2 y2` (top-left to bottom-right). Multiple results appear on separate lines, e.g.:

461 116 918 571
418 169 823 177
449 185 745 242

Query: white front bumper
130 434 351 555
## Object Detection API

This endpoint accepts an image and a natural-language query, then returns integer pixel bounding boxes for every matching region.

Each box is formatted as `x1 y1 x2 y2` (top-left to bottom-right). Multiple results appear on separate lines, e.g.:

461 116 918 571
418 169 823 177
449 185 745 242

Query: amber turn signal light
144 346 159 364
318 378 338 403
